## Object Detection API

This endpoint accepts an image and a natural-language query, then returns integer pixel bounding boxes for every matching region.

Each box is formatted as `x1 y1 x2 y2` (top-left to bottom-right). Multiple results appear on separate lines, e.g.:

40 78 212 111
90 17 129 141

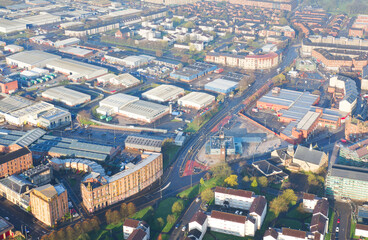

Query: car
337 218 340 224
175 223 180 229
235 210 239 214
196 197 200 202
336 227 339 232
182 226 186 232
4 217 9 221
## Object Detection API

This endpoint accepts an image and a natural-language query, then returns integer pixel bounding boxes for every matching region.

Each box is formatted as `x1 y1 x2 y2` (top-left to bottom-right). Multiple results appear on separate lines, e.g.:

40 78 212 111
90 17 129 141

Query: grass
351 216 357 238
328 208 335 233
203 231 254 240
276 218 303 229
269 182 282 190
131 206 153 221
185 105 222 133
177 177 222 199
285 206 311 221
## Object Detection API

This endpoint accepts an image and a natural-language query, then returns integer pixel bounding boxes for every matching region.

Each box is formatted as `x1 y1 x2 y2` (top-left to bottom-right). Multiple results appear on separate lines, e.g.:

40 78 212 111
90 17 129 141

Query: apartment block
0 147 33 178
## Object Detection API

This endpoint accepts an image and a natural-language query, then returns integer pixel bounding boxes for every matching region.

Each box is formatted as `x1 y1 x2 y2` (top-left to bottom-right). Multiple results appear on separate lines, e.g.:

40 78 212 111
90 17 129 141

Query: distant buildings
97 73 140 88
170 62 217 82
204 78 238 94
30 184 68 226
142 84 184 103
328 75 358 114
6 50 61 69
213 0 296 11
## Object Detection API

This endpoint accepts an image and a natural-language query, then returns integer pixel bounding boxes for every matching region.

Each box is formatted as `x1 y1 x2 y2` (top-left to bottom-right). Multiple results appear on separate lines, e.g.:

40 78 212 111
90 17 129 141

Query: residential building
302 193 319 212
214 187 255 210
0 147 32 178
0 175 34 210
21 163 52 186
249 196 267 230
328 75 358 113
0 217 14 239
123 219 150 240
30 184 68 226
188 211 208 240
355 224 368 238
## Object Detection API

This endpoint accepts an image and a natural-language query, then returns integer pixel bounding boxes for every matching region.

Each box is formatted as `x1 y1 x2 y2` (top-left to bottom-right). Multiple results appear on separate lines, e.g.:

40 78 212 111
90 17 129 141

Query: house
249 196 267 230
293 145 327 172
123 219 150 240
264 228 278 240
188 211 208 240
302 193 318 212
214 186 255 210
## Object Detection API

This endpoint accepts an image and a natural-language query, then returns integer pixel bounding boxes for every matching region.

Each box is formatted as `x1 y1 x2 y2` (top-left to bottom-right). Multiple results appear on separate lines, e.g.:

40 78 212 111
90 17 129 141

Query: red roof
215 186 254 198
124 219 140 228
282 228 306 238
210 210 246 224
190 211 207 225
303 193 316 200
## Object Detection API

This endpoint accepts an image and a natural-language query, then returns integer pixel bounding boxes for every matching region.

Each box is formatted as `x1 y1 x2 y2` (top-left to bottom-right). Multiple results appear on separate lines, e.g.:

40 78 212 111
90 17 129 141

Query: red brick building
0 146 33 178
0 79 18 94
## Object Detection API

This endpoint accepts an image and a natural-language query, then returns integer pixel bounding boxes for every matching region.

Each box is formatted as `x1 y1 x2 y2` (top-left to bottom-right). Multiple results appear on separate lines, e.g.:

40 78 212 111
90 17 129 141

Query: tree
251 179 258 188
120 203 128 219
156 49 163 57
111 210 121 223
172 201 184 215
91 216 100 231
167 214 176 225
155 217 165 229
127 202 136 216
56 229 66 240
177 63 183 69
224 174 238 187
181 55 190 63
270 196 289 216
279 17 288 25
79 233 91 240
47 232 57 240
105 210 112 224
73 222 84 236
66 226 76 240
82 219 93 233
78 110 91 124
210 162 232 180
201 188 214 203
257 176 268 188
200 178 205 185
282 189 297 205
312 90 321 96
242 175 250 182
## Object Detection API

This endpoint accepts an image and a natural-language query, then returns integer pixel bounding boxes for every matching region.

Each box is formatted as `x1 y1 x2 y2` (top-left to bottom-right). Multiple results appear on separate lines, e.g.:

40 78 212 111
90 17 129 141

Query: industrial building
178 92 215 109
46 58 108 81
17 13 61 26
0 19 26 33
205 78 238 94
142 84 184 102
54 38 80 48
42 86 91 106
97 73 140 88
6 50 61 69
125 135 163 152
0 78 18 94
170 62 217 82
0 175 34 210
97 93 169 123
104 53 155 68
59 47 93 58
0 97 71 129
4 45 24 53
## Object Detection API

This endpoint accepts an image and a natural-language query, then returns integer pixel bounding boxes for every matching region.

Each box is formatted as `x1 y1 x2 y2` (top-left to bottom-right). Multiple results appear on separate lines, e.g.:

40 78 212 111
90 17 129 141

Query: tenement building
0 146 33 178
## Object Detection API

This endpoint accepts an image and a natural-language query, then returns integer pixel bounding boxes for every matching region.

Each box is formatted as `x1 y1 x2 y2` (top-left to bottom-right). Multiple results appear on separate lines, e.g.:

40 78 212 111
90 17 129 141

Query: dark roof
190 211 207 225
0 217 13 236
215 186 253 198
0 147 31 165
356 223 368 231
282 228 306 238
127 228 147 240
314 232 322 240
264 228 278 239
249 196 267 216
294 145 325 165
310 214 327 234
0 175 33 194
252 160 283 176
330 164 368 181
313 199 329 217
210 210 246 224
303 193 316 200
124 219 140 228
188 228 202 239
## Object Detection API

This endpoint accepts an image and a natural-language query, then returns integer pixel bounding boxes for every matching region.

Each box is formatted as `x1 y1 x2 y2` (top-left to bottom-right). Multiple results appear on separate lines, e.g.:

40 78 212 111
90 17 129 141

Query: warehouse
142 84 184 102
0 19 26 33
177 92 215 109
59 47 93 58
4 45 24 53
54 38 80 48
97 73 140 88
124 135 163 152
6 50 61 69
46 58 108 81
96 93 169 123
122 55 155 68
41 86 91 106
170 62 217 82
205 78 238 94
17 13 61 26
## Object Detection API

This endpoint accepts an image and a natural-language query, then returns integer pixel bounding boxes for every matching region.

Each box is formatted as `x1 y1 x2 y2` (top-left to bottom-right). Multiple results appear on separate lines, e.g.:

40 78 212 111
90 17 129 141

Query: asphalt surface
334 201 351 240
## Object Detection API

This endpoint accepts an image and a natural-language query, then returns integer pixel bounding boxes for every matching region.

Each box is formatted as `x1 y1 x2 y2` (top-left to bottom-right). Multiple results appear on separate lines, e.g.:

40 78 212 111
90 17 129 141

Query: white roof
42 86 91 105
46 58 106 76
142 84 184 102
297 111 320 131
178 91 215 106
119 100 168 120
60 46 93 56
97 73 140 87
6 50 61 67
99 93 139 109
205 78 238 90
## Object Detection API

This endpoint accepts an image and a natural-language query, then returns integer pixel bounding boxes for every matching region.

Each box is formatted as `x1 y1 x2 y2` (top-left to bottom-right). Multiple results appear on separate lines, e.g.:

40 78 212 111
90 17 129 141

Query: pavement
334 201 351 240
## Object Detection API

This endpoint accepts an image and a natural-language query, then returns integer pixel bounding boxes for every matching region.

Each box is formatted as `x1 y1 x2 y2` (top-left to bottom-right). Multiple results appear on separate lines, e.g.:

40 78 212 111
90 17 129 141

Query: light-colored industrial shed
97 73 140 88
204 78 238 94
41 86 91 106
142 84 184 102
0 19 26 33
6 50 61 69
177 92 215 109
124 135 163 152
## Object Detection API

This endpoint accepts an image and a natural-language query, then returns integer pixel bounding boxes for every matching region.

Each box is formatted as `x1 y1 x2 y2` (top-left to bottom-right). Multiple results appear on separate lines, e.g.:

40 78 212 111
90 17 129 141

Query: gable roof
127 228 147 240
294 145 325 165
249 196 267 216
124 219 140 228
282 228 306 238
210 210 246 224
313 199 329 217
303 193 316 200
190 211 207 225
264 228 278 239
214 186 254 198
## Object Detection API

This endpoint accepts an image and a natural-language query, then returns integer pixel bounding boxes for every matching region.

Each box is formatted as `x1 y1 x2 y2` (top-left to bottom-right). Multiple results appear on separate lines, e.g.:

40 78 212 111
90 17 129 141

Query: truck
214 68 224 74
100 115 106 120
106 116 113 122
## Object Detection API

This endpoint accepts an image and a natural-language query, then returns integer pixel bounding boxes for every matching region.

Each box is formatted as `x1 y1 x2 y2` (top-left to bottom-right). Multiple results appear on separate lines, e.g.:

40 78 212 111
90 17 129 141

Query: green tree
279 17 288 25
257 176 268 188
111 210 121 223
156 49 163 57
167 214 176 225
200 178 205 185
155 217 165 229
79 233 91 240
82 219 93 233
47 232 57 240
91 216 100 231
73 222 83 236
242 175 250 182
210 162 232 180
127 202 136 216
251 179 258 188
224 174 238 187
105 209 112 224
172 201 184 215
270 196 289 216
282 189 297 205
201 188 214 203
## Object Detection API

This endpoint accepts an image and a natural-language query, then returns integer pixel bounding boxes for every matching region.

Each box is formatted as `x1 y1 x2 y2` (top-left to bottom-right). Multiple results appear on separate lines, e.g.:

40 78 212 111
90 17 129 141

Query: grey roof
0 217 13 236
6 50 60 66
0 175 34 194
0 95 33 113
13 128 46 147
294 145 325 165
33 183 65 198
330 164 368 181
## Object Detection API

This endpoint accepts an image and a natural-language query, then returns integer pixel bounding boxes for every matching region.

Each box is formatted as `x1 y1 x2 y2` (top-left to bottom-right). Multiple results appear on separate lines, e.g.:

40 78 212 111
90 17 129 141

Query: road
334 201 351 240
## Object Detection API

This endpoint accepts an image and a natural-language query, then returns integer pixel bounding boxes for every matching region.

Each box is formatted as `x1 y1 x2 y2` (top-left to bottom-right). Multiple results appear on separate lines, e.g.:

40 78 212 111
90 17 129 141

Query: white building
249 196 267 230
4 45 24 53
123 219 150 240
6 51 61 69
355 224 368 238
0 19 26 33
97 73 140 88
208 211 255 237
42 86 91 106
46 58 108 81
214 187 255 210
54 38 80 48
302 193 319 212
329 75 358 113
188 211 208 240
97 93 139 115
177 92 215 109
121 55 155 68
142 84 184 102
17 13 61 26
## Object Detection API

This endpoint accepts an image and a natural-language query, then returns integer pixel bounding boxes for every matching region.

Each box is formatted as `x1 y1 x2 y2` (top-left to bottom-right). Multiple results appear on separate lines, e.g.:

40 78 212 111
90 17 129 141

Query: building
292 145 327 172
96 93 169 123
302 193 319 212
188 211 208 240
124 135 163 152
0 217 14 239
0 19 26 33
65 23 120 37
54 38 80 48
177 92 215 109
59 47 94 58
0 147 32 178
30 184 68 226
215 0 296 11
21 163 52 186
205 78 238 94
4 45 24 53
42 86 91 106
119 55 155 68
170 62 217 82
97 73 140 88
362 65 368 90
205 52 282 70
17 13 61 26
251 160 288 182
328 75 358 113
206 134 238 160
143 0 200 5
208 210 255 237
345 117 368 141
0 79 18 94
355 224 368 238
123 219 150 240
215 187 255 210
0 175 34 210
142 84 184 103
249 196 267 230
80 152 163 212
6 50 61 69
46 58 108 81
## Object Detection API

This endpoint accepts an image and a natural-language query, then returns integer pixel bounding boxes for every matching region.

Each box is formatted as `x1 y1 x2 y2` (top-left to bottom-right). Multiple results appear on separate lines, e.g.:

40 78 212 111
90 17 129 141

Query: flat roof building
42 86 91 106
0 19 26 33
59 46 93 58
97 73 140 88
125 135 163 152
142 84 184 102
17 13 61 26
177 91 215 109
6 50 61 69
205 78 238 94
170 62 217 82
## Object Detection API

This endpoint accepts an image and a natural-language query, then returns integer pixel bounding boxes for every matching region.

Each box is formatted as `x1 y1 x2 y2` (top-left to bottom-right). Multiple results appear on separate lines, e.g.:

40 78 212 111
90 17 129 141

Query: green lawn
351 217 357 238
203 231 253 240
276 218 303 229
131 206 153 221
177 177 222 199
328 208 335 233
285 207 311 221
